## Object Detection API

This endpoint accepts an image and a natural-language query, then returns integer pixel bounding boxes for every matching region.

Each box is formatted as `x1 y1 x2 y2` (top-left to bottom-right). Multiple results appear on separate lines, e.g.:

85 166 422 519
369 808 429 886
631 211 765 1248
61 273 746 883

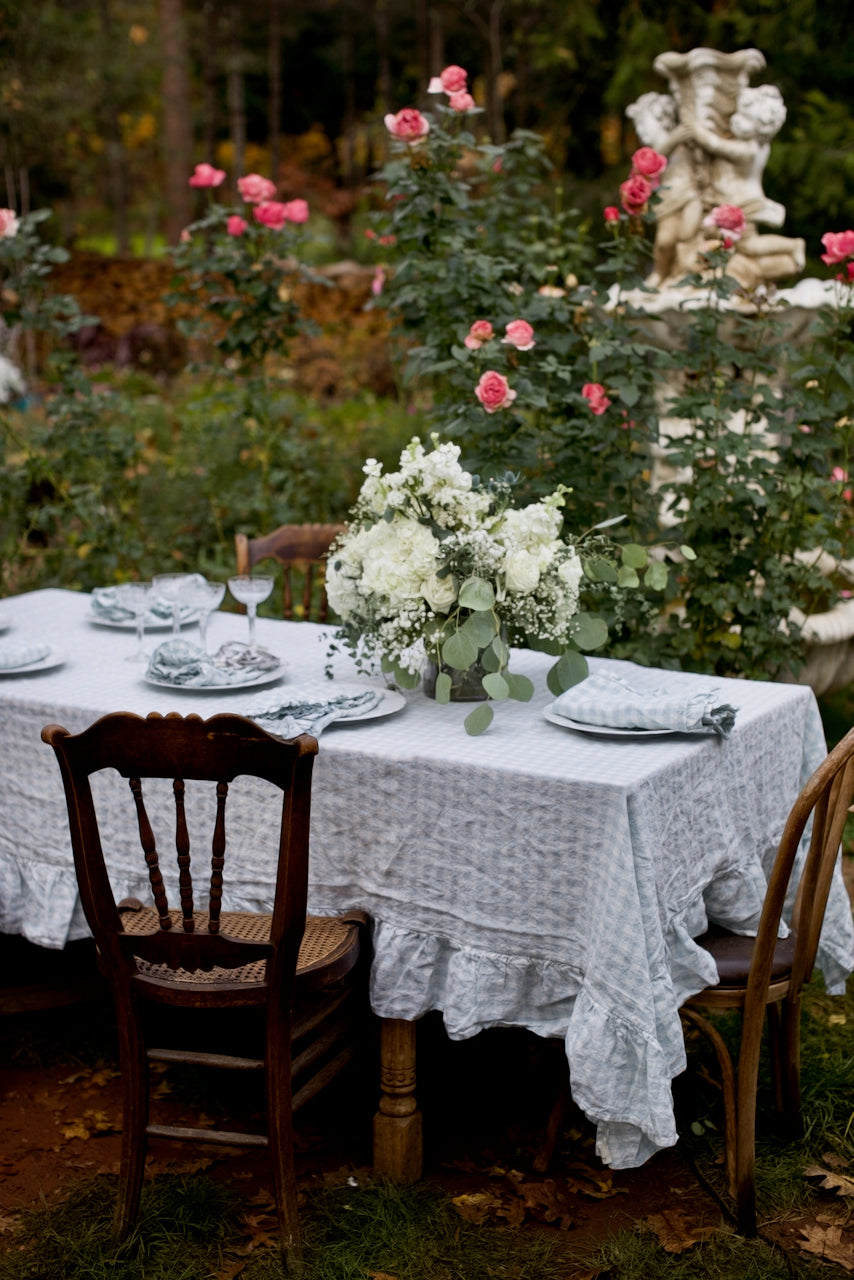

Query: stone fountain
620 48 854 695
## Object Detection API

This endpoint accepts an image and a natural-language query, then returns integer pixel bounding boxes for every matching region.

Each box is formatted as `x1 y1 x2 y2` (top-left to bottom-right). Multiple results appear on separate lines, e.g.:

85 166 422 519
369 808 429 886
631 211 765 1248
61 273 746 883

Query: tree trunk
268 0 282 184
487 0 505 143
201 0 219 166
99 0 130 252
414 0 429 101
375 0 392 117
224 4 246 188
160 0 194 243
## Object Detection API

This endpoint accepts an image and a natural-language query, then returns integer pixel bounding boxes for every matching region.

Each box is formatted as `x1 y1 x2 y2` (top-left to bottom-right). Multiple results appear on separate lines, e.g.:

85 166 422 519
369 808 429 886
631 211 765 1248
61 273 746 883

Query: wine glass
228 574 274 648
115 581 153 662
183 578 226 653
151 572 199 638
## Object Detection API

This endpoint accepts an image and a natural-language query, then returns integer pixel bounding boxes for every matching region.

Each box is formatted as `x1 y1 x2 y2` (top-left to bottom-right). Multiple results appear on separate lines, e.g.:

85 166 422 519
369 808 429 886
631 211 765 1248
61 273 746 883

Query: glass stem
172 605 180 638
248 605 257 646
198 612 209 653
136 612 145 654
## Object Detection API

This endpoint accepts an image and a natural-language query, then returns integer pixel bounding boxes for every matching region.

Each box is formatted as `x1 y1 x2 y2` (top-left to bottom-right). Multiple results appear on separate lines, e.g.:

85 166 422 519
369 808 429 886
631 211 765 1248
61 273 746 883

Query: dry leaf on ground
805 1165 854 1197
59 1110 117 1141
799 1223 854 1270
644 1208 717 1253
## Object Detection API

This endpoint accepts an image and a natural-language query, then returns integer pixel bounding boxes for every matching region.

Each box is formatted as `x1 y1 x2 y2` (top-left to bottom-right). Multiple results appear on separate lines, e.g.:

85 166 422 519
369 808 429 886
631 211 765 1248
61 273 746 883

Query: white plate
0 615 10 635
543 706 677 739
249 683 406 726
144 663 286 692
90 611 200 631
0 647 67 676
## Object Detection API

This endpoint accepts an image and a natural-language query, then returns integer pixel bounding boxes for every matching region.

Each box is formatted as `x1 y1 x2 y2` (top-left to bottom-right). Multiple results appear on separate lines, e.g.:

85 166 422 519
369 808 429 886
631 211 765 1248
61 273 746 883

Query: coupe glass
183 578 226 653
228 574 274 647
151 572 199 638
115 581 153 662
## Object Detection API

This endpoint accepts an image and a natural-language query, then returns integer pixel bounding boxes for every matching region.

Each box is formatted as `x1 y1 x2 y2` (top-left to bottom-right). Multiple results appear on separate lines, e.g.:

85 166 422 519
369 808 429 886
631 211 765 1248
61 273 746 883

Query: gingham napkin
246 687 382 737
0 638 51 669
553 669 738 737
90 586 180 625
146 639 279 687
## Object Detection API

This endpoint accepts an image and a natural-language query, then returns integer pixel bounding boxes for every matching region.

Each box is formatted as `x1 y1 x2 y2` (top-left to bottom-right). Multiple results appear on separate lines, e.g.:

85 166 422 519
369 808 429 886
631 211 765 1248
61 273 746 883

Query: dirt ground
0 937 848 1274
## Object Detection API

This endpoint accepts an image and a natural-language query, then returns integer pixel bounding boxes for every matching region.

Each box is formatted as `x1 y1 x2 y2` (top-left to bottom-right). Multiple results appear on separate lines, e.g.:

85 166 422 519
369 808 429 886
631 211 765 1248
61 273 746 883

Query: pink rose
502 319 535 351
603 206 620 223
226 215 247 236
384 108 430 141
440 65 468 94
582 382 611 415
703 204 746 241
475 370 516 413
282 198 309 224
238 173 277 204
631 147 667 187
253 201 289 230
448 91 476 113
189 163 226 188
371 266 386 297
821 230 854 264
464 320 494 350
492 157 503 174
0 208 19 238
620 174 653 216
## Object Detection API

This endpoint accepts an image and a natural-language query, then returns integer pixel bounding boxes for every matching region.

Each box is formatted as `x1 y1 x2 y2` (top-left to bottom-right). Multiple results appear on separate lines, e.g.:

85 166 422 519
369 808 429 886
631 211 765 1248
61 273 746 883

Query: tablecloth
0 588 851 1169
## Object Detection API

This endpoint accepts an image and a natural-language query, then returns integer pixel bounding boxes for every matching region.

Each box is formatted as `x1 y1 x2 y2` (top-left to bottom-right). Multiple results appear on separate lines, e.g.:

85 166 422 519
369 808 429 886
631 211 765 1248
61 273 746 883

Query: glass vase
422 625 507 702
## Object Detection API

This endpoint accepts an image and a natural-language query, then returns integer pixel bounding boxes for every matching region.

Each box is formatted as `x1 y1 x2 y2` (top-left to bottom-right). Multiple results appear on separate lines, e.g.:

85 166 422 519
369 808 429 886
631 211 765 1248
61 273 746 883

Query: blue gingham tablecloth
0 588 851 1170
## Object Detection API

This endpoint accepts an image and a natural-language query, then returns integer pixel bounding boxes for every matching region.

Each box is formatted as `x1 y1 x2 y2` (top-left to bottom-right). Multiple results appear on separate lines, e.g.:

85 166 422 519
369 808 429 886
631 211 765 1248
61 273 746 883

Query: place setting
0 637 67 676
543 666 739 740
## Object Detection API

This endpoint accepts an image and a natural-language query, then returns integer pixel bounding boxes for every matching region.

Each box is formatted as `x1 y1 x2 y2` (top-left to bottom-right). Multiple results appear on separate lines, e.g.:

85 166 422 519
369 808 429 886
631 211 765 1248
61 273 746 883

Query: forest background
3 0 854 262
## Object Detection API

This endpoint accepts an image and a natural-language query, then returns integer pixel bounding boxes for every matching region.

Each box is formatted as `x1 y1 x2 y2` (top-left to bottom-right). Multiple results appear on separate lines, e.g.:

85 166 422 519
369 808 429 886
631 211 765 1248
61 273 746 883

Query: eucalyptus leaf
461 610 498 647
618 565 640 588
621 543 648 569
645 560 669 591
482 672 509 699
392 663 420 690
505 672 535 702
680 545 697 560
441 629 479 670
464 703 494 736
435 671 452 703
546 649 589 696
458 576 495 611
583 556 618 584
570 613 609 650
489 634 509 666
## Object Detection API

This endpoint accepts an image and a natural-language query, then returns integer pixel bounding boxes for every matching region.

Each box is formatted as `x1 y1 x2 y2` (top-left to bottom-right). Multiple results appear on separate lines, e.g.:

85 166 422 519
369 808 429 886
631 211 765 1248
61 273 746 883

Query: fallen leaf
799 1223 854 1271
805 1165 854 1197
564 1163 628 1200
211 1261 246 1279
58 1110 117 1141
645 1209 717 1253
451 1191 503 1225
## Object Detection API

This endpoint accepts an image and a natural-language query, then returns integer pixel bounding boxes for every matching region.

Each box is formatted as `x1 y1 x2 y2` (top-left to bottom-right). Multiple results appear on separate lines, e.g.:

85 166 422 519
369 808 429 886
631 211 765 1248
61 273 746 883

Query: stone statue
627 48 805 291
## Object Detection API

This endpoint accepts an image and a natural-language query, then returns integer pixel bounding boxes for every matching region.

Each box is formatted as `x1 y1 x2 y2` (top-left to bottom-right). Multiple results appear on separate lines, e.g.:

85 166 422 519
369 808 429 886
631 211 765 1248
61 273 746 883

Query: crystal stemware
228 574 275 648
115 581 153 662
151 572 200 638
183 578 226 654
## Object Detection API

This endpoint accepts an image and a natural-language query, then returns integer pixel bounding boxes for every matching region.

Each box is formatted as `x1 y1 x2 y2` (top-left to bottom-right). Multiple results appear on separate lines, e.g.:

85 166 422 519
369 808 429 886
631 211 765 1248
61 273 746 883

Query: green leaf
546 649 588 695
441 629 479 670
680 545 697 560
645 561 669 591
570 613 609 650
435 671 452 703
618 565 640 588
482 672 510 699
465 704 494 736
458 576 495 610
505 672 535 702
620 543 648 569
461 610 498 648
583 556 618 584
489 634 509 667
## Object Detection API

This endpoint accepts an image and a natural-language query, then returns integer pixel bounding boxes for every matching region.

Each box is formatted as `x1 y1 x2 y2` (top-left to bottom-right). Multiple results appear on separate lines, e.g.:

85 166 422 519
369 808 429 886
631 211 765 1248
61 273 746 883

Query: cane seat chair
42 710 367 1268
680 726 854 1235
235 523 344 622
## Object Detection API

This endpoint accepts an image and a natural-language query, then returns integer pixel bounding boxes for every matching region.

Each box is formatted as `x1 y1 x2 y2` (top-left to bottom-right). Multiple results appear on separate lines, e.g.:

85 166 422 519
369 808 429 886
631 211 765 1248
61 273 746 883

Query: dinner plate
143 663 286 692
0 647 67 676
0 615 10 635
543 705 677 738
293 683 407 724
90 611 200 631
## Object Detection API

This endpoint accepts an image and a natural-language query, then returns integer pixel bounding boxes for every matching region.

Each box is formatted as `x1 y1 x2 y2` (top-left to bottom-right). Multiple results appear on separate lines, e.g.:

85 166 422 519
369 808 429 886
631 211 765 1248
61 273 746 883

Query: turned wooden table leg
373 1017 422 1182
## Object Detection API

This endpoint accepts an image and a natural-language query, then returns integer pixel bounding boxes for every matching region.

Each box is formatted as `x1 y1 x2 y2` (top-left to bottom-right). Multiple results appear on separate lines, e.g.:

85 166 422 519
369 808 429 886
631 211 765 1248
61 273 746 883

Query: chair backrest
747 725 854 1013
41 711 318 1002
235 523 345 622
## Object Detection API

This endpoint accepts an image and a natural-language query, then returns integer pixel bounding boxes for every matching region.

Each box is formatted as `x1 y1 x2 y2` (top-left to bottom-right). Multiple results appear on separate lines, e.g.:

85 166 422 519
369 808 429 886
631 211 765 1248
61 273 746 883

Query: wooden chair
680 726 854 1235
42 710 367 1269
235 523 345 622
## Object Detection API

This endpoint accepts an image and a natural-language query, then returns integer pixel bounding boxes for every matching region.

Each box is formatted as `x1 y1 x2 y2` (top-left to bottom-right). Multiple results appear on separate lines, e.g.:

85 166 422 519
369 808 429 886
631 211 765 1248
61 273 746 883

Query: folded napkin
553 669 738 738
0 638 51 669
146 639 279 687
90 586 178 625
246 686 382 738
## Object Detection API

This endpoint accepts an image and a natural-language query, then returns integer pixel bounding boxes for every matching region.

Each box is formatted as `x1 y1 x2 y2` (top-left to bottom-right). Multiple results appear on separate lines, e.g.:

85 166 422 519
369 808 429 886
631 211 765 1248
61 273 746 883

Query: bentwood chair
42 710 367 1268
680 726 854 1235
235 523 344 622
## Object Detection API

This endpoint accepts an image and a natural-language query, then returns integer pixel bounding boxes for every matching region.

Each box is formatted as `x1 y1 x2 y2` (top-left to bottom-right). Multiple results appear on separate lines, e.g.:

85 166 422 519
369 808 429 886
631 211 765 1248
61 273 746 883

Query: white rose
557 550 583 593
420 572 457 612
504 548 541 594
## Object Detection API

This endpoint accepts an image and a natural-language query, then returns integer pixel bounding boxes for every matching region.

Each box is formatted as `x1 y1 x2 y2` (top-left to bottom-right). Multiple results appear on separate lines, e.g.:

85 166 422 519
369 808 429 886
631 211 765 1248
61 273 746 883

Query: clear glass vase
421 624 506 702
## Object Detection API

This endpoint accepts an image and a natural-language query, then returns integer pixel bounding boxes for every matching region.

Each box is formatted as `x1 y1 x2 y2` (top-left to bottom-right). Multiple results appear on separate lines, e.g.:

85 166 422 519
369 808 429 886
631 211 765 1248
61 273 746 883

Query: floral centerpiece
326 436 670 734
